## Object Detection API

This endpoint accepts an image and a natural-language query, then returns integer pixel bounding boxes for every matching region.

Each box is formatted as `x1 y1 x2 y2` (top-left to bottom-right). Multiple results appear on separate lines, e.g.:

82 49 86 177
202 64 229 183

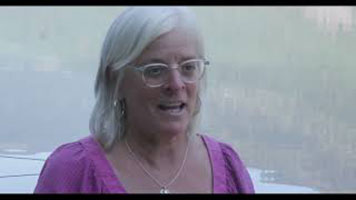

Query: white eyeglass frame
131 58 210 88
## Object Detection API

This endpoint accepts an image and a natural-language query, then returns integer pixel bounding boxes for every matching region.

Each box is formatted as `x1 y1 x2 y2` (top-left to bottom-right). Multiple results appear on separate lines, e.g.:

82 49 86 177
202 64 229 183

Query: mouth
158 102 186 114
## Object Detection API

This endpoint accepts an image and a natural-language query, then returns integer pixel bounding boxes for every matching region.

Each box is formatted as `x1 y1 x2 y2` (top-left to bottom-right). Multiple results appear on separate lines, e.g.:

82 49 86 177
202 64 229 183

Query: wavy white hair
89 6 207 150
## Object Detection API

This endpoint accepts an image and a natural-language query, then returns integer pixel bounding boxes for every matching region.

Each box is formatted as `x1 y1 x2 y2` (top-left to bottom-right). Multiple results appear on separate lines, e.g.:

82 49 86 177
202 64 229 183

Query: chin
159 121 189 136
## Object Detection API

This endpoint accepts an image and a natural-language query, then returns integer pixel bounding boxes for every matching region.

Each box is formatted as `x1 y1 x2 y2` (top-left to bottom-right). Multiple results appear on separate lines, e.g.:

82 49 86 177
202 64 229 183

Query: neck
124 129 190 169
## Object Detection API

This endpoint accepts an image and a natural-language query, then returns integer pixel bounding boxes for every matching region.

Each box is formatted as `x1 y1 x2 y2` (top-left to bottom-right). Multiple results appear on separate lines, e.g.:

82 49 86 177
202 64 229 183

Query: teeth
162 103 182 106
161 105 181 109
166 106 182 113
164 105 180 107
163 106 180 108
158 103 184 111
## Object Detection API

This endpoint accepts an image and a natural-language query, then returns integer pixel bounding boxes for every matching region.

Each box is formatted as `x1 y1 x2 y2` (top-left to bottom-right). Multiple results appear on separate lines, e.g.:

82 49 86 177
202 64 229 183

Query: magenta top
34 134 254 193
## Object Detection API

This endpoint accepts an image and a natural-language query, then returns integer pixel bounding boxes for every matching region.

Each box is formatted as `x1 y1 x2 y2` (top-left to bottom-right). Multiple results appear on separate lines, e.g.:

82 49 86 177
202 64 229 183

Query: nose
163 68 185 92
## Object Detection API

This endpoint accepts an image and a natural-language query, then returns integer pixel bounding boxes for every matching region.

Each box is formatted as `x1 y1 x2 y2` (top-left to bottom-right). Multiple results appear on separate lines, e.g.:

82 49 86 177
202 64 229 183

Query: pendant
160 187 169 194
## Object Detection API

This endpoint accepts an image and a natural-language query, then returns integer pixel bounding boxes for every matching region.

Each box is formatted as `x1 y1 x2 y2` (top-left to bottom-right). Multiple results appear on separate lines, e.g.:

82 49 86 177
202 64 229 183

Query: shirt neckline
84 134 222 193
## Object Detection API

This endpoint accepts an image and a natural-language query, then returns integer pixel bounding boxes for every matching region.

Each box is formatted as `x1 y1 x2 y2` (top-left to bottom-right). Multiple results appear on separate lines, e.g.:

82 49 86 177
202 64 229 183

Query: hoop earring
119 99 126 118
114 99 126 118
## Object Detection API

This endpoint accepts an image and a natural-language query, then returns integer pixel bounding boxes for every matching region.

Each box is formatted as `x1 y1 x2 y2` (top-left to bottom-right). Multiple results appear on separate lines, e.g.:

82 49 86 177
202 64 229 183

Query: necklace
125 138 189 194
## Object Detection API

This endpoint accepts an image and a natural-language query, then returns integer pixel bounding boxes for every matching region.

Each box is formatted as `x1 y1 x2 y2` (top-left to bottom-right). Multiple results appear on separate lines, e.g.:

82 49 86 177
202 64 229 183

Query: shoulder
34 136 99 193
200 134 255 193
48 138 92 170
201 134 241 160
48 138 89 164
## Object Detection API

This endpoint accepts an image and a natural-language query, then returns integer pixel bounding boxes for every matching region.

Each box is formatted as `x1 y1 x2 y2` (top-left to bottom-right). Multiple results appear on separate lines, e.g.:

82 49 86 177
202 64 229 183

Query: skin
106 28 212 193
126 29 198 138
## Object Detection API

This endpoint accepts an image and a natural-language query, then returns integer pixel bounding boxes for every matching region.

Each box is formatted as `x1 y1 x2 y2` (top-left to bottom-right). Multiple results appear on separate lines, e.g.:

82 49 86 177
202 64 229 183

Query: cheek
121 74 152 112
127 86 160 114
128 89 152 110
187 84 199 108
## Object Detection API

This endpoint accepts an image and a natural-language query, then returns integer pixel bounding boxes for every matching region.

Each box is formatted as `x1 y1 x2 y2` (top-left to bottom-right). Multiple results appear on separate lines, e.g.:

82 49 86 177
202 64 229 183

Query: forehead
136 29 201 64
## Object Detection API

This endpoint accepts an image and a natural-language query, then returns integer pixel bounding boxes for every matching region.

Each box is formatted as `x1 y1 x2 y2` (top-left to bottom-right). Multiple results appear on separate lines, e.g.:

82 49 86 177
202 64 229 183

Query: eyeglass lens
143 60 205 87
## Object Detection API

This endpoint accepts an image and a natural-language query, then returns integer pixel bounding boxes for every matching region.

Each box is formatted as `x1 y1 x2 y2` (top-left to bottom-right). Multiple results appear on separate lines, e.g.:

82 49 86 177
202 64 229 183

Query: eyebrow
139 56 200 66
142 58 167 65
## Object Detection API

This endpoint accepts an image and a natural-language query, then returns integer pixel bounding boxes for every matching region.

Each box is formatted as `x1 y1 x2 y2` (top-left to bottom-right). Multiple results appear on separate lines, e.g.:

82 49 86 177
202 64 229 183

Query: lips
158 102 186 112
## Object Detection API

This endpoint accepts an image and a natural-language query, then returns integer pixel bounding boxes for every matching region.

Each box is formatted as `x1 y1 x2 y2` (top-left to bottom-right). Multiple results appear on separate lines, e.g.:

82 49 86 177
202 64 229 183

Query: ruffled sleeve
34 141 101 193
219 142 255 193
202 135 254 194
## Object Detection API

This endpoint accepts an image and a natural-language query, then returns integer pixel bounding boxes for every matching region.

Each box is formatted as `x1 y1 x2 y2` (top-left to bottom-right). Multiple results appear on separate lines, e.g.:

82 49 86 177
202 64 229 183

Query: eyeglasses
132 59 209 88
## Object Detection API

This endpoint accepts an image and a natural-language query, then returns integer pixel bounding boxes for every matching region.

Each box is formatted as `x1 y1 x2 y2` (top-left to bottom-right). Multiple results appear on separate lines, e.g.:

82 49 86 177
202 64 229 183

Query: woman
34 7 254 194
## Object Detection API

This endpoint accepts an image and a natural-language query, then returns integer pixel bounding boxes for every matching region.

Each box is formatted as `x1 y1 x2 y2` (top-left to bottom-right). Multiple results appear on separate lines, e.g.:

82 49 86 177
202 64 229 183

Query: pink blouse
34 134 254 193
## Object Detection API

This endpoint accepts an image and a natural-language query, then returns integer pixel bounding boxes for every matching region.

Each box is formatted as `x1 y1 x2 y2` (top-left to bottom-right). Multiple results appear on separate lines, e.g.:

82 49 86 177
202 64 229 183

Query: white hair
89 6 207 150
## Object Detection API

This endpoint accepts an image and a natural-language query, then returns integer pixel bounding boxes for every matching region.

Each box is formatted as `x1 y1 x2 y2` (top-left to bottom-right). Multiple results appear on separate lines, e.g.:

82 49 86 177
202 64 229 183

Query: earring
119 99 126 118
113 99 126 118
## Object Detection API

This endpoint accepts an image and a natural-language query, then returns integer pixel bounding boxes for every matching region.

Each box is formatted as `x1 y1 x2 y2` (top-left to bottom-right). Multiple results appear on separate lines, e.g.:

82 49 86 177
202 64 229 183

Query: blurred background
0 6 355 193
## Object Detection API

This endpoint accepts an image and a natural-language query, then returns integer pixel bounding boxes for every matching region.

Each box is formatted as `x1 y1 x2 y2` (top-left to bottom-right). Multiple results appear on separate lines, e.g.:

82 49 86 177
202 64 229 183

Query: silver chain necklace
125 138 189 194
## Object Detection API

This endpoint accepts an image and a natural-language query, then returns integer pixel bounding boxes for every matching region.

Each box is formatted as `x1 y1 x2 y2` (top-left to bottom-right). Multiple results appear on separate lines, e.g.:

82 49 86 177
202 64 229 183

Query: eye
144 65 166 77
181 62 198 73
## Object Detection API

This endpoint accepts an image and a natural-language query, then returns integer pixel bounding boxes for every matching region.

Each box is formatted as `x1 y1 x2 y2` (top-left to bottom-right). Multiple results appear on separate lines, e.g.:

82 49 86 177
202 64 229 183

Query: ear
193 95 201 116
114 67 129 99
